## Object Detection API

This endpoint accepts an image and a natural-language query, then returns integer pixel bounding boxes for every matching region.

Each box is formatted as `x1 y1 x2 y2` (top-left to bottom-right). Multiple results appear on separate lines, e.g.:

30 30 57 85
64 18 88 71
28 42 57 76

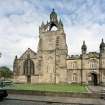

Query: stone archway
91 72 98 86
89 72 98 86
88 72 98 85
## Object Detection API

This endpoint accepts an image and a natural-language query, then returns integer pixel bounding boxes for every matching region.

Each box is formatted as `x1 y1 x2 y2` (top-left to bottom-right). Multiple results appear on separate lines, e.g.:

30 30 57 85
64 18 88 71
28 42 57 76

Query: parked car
0 80 13 87
2 80 13 86
0 87 8 101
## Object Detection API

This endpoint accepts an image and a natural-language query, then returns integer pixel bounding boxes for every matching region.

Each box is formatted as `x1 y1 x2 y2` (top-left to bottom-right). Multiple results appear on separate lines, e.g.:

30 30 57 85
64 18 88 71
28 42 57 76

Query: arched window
73 73 77 82
72 62 77 69
23 59 34 75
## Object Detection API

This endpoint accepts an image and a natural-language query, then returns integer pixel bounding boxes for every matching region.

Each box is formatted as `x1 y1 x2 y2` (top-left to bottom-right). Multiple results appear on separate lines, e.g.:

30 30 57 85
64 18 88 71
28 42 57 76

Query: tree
0 66 13 79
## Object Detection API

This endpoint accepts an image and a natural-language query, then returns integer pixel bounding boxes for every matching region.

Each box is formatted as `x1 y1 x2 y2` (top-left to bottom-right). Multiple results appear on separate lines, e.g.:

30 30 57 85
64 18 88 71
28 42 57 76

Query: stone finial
59 18 63 28
15 55 17 59
52 8 54 12
41 21 44 27
102 38 104 42
83 41 85 45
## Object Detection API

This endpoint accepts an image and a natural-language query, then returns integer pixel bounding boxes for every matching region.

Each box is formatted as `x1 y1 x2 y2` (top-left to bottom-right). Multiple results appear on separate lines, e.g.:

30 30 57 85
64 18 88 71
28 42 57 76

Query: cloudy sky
0 0 105 70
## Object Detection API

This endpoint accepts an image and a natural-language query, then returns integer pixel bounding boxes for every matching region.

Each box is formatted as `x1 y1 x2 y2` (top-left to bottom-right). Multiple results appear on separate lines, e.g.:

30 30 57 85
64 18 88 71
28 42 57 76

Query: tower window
56 36 59 47
51 26 57 31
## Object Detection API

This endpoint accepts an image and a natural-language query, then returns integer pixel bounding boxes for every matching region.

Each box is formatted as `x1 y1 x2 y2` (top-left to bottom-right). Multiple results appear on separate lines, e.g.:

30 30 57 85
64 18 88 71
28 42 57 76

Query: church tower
37 9 68 83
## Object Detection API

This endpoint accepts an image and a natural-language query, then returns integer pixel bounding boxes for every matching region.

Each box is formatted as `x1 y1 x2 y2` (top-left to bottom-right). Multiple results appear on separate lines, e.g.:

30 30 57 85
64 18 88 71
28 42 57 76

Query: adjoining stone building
13 9 105 85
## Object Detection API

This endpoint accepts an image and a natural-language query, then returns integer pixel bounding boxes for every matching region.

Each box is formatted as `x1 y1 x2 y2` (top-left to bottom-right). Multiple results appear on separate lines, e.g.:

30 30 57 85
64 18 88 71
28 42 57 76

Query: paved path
0 99 95 105
5 94 105 105
88 86 105 93
1 99 47 105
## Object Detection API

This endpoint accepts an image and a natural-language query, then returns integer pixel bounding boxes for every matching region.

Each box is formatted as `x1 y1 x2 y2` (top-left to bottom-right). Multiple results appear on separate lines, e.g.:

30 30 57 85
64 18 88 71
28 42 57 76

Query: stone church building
13 9 105 85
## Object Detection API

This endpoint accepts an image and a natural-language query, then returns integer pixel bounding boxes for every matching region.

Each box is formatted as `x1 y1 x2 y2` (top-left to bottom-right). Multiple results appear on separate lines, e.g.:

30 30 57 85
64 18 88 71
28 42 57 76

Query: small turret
13 55 18 76
39 21 45 32
81 41 87 54
14 55 17 63
100 38 105 53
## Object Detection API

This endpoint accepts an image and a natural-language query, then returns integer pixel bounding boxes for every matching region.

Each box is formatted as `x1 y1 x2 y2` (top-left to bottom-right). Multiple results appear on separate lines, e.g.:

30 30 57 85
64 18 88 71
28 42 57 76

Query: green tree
0 66 13 79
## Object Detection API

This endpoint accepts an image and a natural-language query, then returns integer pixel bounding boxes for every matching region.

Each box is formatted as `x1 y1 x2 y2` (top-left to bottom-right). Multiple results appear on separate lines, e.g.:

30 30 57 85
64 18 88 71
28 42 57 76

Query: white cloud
66 23 105 55
0 0 105 70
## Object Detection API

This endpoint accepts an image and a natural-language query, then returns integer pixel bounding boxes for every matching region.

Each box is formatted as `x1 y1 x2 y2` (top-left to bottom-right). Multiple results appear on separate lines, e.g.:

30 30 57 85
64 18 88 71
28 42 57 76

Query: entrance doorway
27 75 31 83
91 73 98 86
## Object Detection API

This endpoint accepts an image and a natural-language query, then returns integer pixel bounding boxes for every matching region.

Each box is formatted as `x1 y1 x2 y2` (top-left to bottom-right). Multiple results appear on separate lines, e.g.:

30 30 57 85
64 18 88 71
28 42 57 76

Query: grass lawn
10 84 87 93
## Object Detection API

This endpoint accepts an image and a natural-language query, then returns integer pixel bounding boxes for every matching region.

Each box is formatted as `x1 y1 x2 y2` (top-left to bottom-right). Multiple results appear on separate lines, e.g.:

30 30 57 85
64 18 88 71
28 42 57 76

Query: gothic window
23 59 34 75
89 59 98 69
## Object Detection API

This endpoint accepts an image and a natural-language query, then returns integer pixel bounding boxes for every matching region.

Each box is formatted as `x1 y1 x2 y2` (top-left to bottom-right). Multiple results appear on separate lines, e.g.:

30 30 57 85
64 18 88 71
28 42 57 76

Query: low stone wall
7 89 101 99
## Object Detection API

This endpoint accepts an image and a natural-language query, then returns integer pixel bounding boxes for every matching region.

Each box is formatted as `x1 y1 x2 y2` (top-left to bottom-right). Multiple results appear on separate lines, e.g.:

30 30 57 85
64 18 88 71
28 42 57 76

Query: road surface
0 94 105 105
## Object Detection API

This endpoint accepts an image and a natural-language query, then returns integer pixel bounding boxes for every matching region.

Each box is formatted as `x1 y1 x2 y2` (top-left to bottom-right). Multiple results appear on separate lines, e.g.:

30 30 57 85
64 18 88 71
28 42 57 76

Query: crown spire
50 9 58 23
